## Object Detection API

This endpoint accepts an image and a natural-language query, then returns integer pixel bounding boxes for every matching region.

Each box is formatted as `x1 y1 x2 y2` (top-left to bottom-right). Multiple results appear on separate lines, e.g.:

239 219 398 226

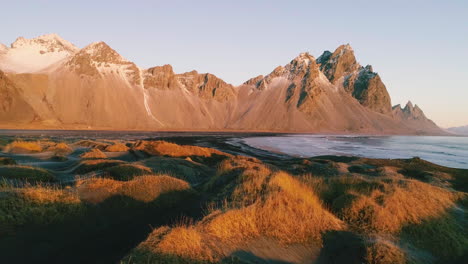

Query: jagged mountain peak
11 33 78 53
78 41 128 64
0 33 79 73
335 43 354 53
317 44 359 83
0 37 445 135
292 52 315 64
404 100 414 110
393 101 428 121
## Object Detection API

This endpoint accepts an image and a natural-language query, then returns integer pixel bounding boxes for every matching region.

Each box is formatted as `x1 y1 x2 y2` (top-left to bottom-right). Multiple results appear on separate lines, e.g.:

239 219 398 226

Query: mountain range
0 34 445 134
447 125 468 135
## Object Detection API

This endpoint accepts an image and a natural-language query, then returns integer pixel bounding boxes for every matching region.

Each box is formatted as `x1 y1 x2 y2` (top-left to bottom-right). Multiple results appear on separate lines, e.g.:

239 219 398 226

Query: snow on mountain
0 34 446 134
0 33 79 73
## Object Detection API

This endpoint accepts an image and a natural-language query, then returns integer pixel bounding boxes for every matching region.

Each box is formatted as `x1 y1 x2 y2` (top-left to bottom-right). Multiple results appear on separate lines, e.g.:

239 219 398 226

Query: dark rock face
176 71 236 102
343 65 392 114
144 65 179 90
318 45 391 115
317 44 359 83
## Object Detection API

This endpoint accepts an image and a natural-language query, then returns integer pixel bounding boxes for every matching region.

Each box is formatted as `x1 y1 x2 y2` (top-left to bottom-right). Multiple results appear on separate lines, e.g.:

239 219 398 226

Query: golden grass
132 171 344 262
73 140 109 150
328 178 458 233
206 172 344 244
0 184 82 236
206 155 271 204
365 238 406 264
46 142 73 155
80 148 107 159
3 141 43 153
104 143 129 152
344 181 456 234
134 140 229 158
157 227 217 262
19 185 80 204
76 175 190 203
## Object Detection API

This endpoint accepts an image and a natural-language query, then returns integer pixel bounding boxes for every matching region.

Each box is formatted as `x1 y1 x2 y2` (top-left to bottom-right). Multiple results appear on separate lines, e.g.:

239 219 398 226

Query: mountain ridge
0 34 446 135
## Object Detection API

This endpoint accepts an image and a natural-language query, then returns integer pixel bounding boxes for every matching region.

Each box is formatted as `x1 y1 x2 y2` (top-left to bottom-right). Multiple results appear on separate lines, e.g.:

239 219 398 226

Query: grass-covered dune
0 138 466 264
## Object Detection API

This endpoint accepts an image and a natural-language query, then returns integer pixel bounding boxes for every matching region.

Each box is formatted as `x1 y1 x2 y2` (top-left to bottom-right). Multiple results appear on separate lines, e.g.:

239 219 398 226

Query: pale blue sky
1 0 467 127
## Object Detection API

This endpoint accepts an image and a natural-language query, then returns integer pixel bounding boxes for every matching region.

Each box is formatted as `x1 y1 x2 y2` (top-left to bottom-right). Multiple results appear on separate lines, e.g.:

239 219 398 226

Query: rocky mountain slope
0 34 445 134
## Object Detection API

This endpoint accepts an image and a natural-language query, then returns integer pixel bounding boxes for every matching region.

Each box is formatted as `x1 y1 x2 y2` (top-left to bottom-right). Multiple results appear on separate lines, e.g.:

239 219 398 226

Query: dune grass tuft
134 140 229 158
0 165 55 182
104 143 130 152
0 184 82 235
104 164 153 181
127 171 343 262
76 175 191 203
74 159 125 174
46 142 73 155
365 238 406 264
80 148 107 159
3 141 43 153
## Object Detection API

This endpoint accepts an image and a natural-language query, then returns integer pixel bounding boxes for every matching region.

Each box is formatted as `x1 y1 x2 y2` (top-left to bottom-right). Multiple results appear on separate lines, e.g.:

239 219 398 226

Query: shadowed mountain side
0 70 37 124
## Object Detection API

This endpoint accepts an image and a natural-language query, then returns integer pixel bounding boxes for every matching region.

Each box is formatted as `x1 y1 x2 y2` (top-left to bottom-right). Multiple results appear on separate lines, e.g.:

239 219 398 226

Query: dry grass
19 185 80 204
104 143 130 152
206 172 344 244
206 155 271 204
45 142 73 155
130 171 343 262
157 226 217 262
0 184 82 235
76 175 190 203
104 164 153 181
73 140 109 150
80 148 107 159
365 238 406 264
134 140 229 158
3 141 43 153
74 159 125 174
340 179 456 233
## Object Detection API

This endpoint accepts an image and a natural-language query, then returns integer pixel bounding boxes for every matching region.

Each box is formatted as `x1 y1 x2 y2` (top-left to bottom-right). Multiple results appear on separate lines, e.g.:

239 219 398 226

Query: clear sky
1 0 467 127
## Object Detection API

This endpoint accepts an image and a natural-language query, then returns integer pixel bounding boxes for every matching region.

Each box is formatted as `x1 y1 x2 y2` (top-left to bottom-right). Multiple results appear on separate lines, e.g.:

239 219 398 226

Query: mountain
0 70 37 124
0 34 78 73
447 125 468 135
0 34 446 134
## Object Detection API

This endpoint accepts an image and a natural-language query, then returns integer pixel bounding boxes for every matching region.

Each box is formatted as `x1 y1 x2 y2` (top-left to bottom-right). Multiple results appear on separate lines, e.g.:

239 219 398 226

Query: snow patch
0 33 78 73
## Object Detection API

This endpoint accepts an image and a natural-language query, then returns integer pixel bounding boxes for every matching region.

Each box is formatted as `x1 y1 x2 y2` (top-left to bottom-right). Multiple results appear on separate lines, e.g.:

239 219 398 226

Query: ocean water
243 135 468 169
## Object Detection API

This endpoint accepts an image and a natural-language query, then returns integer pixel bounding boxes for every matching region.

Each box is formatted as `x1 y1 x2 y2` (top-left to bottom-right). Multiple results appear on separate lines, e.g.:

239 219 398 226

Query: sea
242 135 468 169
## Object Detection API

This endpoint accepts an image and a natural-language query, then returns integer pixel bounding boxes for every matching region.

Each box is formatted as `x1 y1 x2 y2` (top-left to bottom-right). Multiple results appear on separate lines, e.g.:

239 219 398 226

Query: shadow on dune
139 156 215 185
0 190 203 264
223 251 293 264
398 206 468 264
314 231 366 264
